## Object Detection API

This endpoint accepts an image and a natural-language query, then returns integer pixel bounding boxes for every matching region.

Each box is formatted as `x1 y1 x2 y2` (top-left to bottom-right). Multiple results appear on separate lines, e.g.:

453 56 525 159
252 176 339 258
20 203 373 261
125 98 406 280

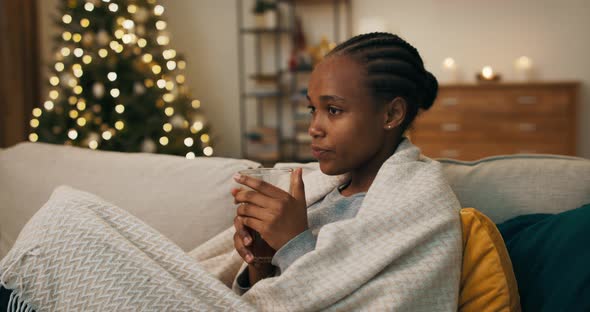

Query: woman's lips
311 145 331 159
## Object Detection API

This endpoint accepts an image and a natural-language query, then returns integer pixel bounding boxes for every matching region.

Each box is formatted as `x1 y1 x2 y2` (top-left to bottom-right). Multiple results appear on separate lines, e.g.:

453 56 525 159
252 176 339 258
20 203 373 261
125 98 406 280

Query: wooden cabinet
410 82 579 160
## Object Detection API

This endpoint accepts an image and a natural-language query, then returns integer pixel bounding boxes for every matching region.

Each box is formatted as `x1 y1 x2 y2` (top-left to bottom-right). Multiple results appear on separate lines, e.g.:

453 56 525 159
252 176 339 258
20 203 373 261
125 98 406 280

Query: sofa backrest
276 154 590 224
0 142 260 259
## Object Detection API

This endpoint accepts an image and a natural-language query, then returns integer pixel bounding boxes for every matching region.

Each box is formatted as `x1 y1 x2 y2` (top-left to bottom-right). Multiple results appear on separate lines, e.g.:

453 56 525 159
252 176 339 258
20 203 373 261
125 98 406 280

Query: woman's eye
328 106 342 115
307 105 315 114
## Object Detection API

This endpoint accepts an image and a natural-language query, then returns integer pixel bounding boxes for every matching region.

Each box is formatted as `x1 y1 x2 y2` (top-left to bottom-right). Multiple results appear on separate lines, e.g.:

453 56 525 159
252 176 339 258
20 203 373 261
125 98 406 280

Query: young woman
1 32 461 311
230 31 462 310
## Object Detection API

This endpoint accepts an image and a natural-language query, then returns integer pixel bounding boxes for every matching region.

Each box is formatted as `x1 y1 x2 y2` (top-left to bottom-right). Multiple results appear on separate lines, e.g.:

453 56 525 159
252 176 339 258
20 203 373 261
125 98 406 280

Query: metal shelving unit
236 0 352 165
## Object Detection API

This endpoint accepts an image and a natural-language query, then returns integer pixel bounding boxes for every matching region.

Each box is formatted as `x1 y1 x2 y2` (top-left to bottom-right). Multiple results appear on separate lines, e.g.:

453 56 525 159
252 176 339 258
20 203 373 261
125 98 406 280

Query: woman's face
307 55 390 175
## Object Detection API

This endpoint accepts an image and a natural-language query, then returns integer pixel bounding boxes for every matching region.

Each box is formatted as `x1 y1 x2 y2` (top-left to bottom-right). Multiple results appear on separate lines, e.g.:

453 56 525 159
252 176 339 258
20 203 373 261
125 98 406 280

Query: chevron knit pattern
1 139 462 311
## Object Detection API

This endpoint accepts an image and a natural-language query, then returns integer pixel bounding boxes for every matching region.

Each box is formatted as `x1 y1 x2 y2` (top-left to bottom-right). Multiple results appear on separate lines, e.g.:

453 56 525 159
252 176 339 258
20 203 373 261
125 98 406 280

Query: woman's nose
308 117 325 138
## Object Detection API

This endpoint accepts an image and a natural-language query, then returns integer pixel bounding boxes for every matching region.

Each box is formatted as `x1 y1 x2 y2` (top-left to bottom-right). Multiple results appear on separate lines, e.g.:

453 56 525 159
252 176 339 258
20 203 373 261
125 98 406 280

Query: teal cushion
497 203 590 312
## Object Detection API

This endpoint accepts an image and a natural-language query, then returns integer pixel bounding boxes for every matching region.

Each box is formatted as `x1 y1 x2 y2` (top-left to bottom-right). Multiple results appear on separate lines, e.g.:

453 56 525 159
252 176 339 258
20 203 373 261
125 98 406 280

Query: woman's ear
383 97 407 130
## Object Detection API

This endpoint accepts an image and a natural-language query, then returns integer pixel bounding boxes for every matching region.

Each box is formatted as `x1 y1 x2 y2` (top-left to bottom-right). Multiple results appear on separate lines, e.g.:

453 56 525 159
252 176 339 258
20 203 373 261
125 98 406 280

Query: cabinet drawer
431 88 573 115
412 115 569 142
416 141 572 160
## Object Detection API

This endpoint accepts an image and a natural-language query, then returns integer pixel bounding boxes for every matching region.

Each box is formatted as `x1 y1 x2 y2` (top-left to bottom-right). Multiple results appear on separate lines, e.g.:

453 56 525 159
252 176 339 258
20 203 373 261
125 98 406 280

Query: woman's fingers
237 203 272 222
233 215 252 246
233 174 288 199
233 217 254 263
232 188 275 209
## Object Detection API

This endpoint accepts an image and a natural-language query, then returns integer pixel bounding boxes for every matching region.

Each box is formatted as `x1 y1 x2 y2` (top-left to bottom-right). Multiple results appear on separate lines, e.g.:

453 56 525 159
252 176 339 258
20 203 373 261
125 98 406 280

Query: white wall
38 0 590 158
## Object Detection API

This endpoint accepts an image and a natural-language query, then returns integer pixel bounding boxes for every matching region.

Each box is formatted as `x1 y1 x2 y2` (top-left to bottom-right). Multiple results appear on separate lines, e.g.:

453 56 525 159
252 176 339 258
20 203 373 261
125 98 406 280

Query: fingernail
243 236 252 246
233 173 242 182
245 254 253 263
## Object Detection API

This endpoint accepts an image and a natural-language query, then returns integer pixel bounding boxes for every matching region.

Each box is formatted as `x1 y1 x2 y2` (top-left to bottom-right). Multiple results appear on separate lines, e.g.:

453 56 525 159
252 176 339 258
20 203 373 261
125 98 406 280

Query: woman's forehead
308 56 367 99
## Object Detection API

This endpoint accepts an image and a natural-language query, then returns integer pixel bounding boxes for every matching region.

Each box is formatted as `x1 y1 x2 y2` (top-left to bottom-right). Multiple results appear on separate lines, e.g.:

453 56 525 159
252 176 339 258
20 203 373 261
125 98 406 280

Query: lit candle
441 57 459 83
481 66 494 80
514 56 533 81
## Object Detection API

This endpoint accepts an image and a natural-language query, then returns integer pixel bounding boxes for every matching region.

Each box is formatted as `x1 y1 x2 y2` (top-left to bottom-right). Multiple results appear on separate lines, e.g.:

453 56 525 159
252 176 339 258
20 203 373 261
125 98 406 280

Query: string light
200 134 210 143
110 88 120 98
157 35 169 45
164 107 174 116
137 38 147 48
154 5 164 16
62 14 72 24
69 110 79 118
76 100 86 110
166 60 176 70
102 131 112 140
152 65 162 74
203 146 213 156
122 19 134 30
165 81 174 90
49 76 60 86
163 49 176 59
80 18 90 28
72 33 82 42
82 55 92 64
178 60 186 69
142 53 153 63
184 137 194 147
30 119 39 128
156 79 166 88
49 90 59 100
61 47 71 56
108 3 119 12
29 133 38 142
68 129 78 140
98 49 108 58
115 45 123 53
114 29 125 39
109 40 119 51
68 96 77 105
186 152 195 159
76 117 87 126
62 32 72 41
74 48 84 58
84 2 94 12
32 108 42 117
163 123 172 132
144 79 154 87
122 34 135 44
176 75 185 84
127 4 137 13
192 100 201 109
159 136 169 146
89 140 98 149
115 121 125 130
115 104 125 113
73 86 83 94
192 121 203 131
68 78 78 88
163 93 174 102
155 21 167 30
107 72 117 81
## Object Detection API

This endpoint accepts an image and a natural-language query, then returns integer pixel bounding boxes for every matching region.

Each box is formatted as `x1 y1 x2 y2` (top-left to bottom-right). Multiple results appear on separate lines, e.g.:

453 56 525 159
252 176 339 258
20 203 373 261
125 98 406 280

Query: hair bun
420 71 438 111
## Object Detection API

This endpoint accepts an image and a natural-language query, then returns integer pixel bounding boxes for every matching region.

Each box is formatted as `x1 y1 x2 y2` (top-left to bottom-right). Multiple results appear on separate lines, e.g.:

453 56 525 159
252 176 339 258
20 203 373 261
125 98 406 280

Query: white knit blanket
0 140 462 311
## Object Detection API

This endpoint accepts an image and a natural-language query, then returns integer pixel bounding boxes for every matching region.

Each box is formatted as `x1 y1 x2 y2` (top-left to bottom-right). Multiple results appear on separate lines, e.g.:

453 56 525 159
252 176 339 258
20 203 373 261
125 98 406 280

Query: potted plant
252 0 277 29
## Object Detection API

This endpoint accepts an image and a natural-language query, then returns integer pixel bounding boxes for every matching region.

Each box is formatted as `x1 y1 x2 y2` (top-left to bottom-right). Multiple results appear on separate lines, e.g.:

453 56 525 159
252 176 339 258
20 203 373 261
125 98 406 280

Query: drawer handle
441 97 458 106
517 95 538 105
441 123 460 132
441 149 460 158
518 123 537 132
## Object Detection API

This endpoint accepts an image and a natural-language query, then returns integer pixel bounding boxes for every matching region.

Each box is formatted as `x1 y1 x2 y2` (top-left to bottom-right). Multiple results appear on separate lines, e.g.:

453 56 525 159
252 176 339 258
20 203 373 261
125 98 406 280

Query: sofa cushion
439 155 590 223
459 208 520 312
0 142 260 259
497 203 590 312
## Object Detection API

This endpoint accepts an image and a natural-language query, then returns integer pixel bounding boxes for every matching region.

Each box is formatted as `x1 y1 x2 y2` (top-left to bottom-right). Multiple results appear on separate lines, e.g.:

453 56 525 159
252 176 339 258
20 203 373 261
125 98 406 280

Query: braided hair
327 32 438 132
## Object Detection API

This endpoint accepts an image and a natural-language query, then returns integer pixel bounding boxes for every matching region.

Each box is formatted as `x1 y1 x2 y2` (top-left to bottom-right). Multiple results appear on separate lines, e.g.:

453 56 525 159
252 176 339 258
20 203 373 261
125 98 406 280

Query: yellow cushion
459 208 521 312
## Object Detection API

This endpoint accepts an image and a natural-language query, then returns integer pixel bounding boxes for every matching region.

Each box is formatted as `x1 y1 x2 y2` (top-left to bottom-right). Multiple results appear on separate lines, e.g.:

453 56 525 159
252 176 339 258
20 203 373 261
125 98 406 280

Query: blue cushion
497 204 590 312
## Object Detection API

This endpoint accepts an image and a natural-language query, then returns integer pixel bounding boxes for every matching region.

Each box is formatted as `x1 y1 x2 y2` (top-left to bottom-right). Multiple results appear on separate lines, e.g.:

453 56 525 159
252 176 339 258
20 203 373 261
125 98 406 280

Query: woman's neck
340 136 403 197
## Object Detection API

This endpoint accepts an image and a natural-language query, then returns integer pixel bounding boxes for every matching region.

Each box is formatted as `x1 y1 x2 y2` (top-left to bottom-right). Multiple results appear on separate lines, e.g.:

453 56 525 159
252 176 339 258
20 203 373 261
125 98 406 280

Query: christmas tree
29 0 214 158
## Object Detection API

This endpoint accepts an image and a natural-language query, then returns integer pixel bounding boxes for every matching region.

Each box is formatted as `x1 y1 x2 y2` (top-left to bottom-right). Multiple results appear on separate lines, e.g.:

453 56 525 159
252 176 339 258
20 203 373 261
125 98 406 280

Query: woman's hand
233 215 276 285
231 168 307 251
